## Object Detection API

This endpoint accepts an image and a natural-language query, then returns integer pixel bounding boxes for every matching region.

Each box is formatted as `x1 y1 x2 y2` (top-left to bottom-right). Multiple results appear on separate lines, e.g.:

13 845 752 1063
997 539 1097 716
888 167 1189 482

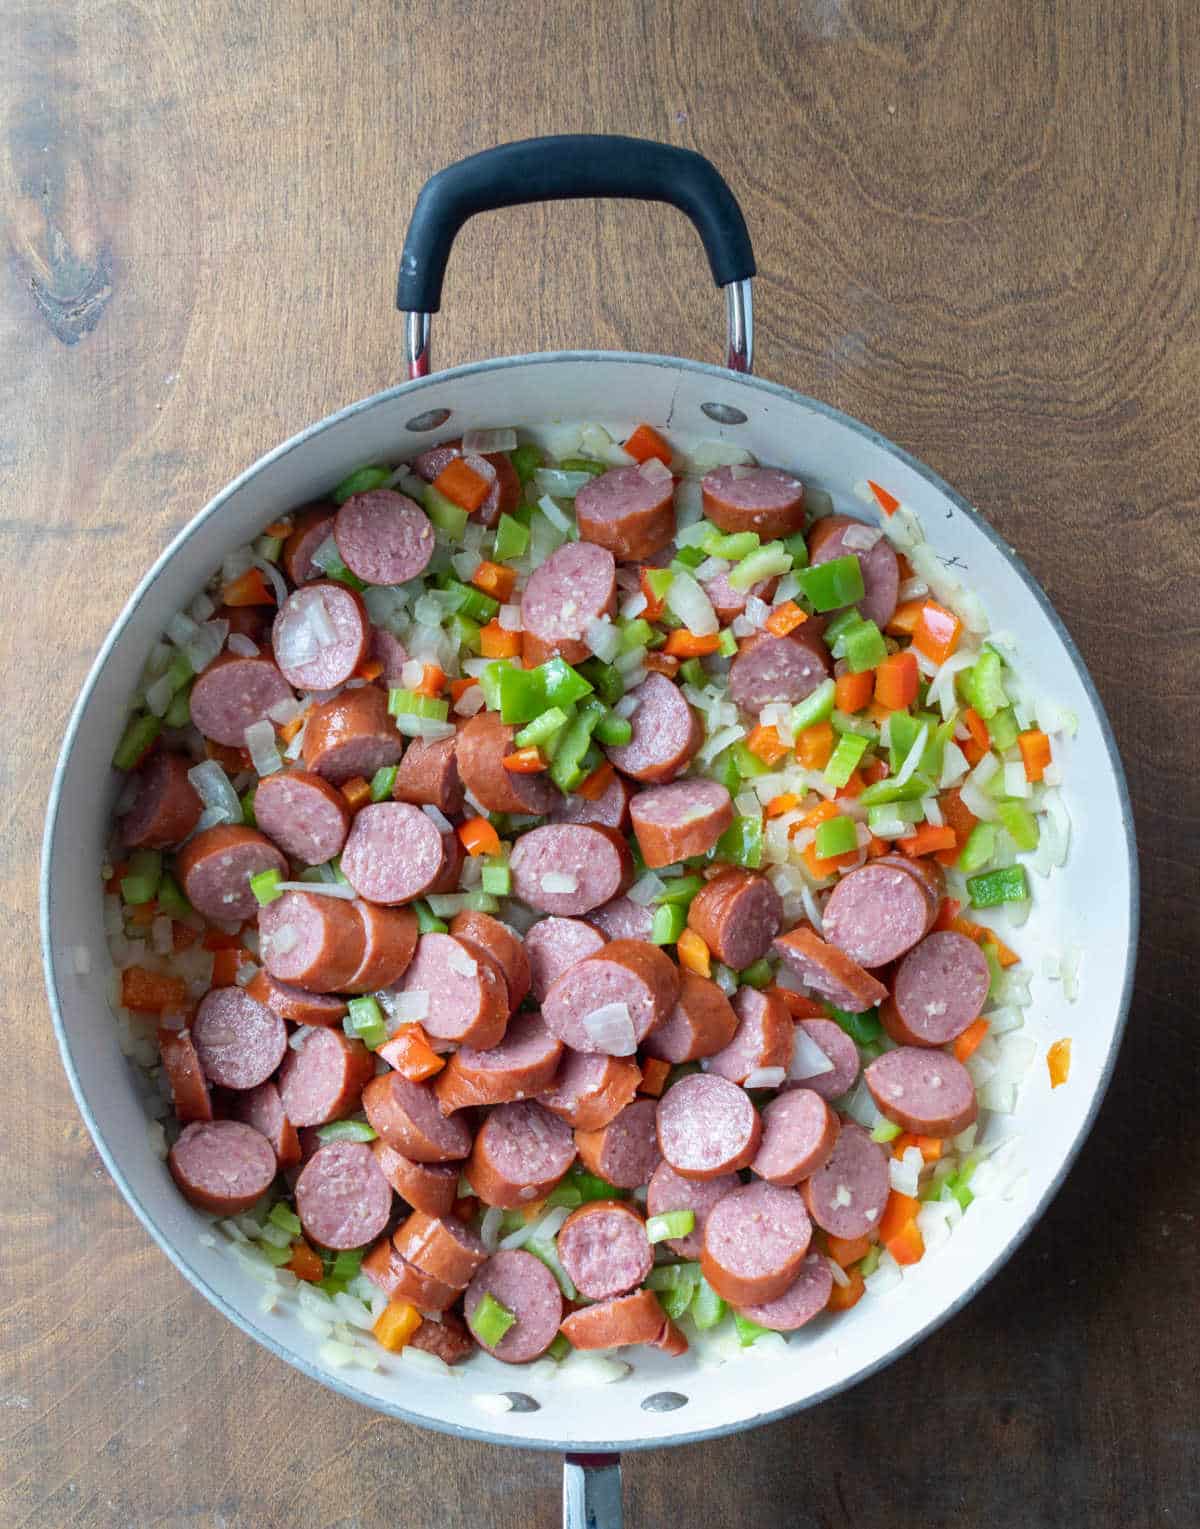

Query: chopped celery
646 1214 698 1246
731 740 771 778
120 849 163 906
867 800 923 837
814 816 858 859
345 995 387 1048
370 764 399 802
871 1119 903 1143
659 1283 695 1321
728 541 792 591
959 822 997 873
842 619 887 673
997 800 1039 852
957 647 1008 719
823 731 869 789
446 612 482 655
733 1312 771 1346
509 443 543 483
643 567 675 603
387 689 449 721
709 815 764 869
650 903 687 945
831 709 879 740
317 1119 378 1143
155 871 191 919
967 865 1030 908
737 958 774 989
546 1333 572 1362
480 857 511 896
790 678 837 733
644 1262 701 1291
439 577 500 624
249 867 283 906
421 484 470 541
672 545 707 570
987 706 1020 751
859 771 934 806
859 1245 882 1278
558 457 606 477
545 1182 585 1210
255 534 283 563
702 527 760 560
240 787 257 827
493 513 530 561
618 616 656 652
515 707 570 749
164 650 194 694
678 657 707 689
112 714 160 770
331 1248 364 1282
332 464 391 504
781 531 809 568
268 1203 302 1236
468 1291 517 1346
593 711 632 746
717 628 738 658
690 1276 727 1329
567 1164 625 1202
164 690 192 728
981 940 1005 1000
708 746 742 796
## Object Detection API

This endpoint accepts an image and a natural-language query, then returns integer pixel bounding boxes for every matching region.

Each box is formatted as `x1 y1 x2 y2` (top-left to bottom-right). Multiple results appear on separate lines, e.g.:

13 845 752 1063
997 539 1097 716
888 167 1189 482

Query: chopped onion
898 575 930 602
826 1255 851 1289
144 673 174 718
462 426 517 453
284 723 307 760
392 715 456 740
222 546 255 583
889 1148 922 1197
893 722 929 789
585 617 621 663
939 740 970 790
536 493 574 534
480 1205 505 1251
451 548 483 581
842 523 882 552
674 478 704 527
227 633 260 658
183 619 229 674
582 1003 637 1056
275 880 357 899
244 719 282 776
380 989 429 1025
288 1026 312 1054
926 650 976 719
400 1347 456 1378
922 796 944 827
613 692 641 720
535 469 592 499
422 803 453 834
664 570 718 637
743 595 771 630
619 592 648 623
540 872 578 895
251 556 288 606
789 1026 835 1080
627 872 665 906
697 723 745 766
1003 761 1030 799
166 611 200 646
728 463 755 481
187 760 242 823
452 684 485 717
688 439 755 471
498 603 523 632
189 591 216 624
743 1066 786 1089
637 456 673 482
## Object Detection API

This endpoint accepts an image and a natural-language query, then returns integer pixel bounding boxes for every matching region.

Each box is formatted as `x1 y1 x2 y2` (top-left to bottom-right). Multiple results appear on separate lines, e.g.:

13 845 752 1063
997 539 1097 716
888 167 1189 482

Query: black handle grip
397 135 756 314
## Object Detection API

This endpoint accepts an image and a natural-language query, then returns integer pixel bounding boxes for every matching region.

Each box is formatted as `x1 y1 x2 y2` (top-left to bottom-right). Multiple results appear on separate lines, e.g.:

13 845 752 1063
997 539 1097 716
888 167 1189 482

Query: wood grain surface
3 0 1197 1525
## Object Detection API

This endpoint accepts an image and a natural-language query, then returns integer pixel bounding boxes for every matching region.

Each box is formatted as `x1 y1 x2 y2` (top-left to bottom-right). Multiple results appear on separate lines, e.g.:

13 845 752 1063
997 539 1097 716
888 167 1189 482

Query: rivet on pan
405 408 452 432
502 1392 541 1412
700 401 748 425
641 1391 688 1413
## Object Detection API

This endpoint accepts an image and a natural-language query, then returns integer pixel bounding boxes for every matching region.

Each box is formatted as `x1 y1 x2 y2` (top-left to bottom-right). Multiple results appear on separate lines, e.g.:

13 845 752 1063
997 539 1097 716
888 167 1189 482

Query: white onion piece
189 591 216 624
637 456 673 483
626 872 665 906
922 796 944 827
166 611 200 646
498 603 523 632
244 719 282 776
462 427 518 454
664 569 718 636
187 760 242 823
743 596 771 630
451 548 483 581
227 633 260 658
939 740 970 789
284 723 307 760
536 494 573 534
452 684 485 717
898 576 930 602
392 715 456 740
582 1003 637 1056
1003 762 1030 799
613 692 641 720
540 872 578 895
144 674 174 718
480 1206 505 1252
743 1066 786 1090
535 470 592 499
728 462 755 481
183 620 229 674
789 1026 836 1080
842 523 882 552
689 440 755 471
251 556 289 606
422 804 454 834
619 591 648 621
276 880 357 900
585 617 621 663
380 989 429 1024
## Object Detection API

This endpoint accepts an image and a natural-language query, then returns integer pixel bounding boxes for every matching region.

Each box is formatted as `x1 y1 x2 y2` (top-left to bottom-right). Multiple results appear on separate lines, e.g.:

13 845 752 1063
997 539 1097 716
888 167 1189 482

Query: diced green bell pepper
957 647 1008 720
709 815 764 869
733 1312 771 1346
332 464 392 504
370 765 399 802
799 555 864 612
112 714 160 771
345 995 387 1049
650 903 687 944
781 531 809 568
843 619 888 673
558 457 607 476
737 958 774 989
155 871 191 919
515 707 570 750
814 815 858 859
967 865 1029 908
958 821 996 873
825 1003 883 1045
317 1119 378 1143
439 577 499 625
859 771 935 806
824 731 869 789
509 443 543 483
654 874 705 906
493 513 530 561
421 484 469 541
577 656 624 707
120 849 163 906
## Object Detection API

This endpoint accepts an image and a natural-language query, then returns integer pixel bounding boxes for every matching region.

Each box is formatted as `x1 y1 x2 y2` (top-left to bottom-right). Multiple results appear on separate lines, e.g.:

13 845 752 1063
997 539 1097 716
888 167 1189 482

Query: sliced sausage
233 1080 300 1169
822 861 933 970
586 895 653 943
700 1181 812 1306
282 503 337 583
629 779 733 868
277 1026 374 1127
736 1251 833 1331
400 932 508 1049
467 1099 576 1209
429 822 464 896
393 1210 488 1289
371 628 410 687
362 1072 472 1162
772 926 888 1013
464 1249 563 1363
703 568 779 624
258 889 366 993
807 514 900 629
550 770 634 831
538 1052 642 1132
728 627 831 714
361 1238 458 1312
371 1140 458 1216
541 939 680 1053
802 1121 890 1239
524 917 608 1003
706 986 793 1084
120 751 202 849
333 489 434 585
339 801 453 905
391 734 463 816
701 466 805 540
456 711 559 816
560 1289 671 1351
575 465 675 561
656 1073 762 1179
509 823 633 916
192 986 287 1091
409 1310 476 1363
168 1119 277 1215
645 1162 739 1259
881 932 991 1047
686 870 783 970
177 824 287 924
641 971 738 1064
295 1141 393 1250
189 652 294 749
557 1201 653 1299
788 1017 860 1100
865 1047 978 1137
875 853 943 935
343 902 418 993
158 1028 212 1124
602 673 701 783
244 971 348 1028
575 1098 662 1189
752 1089 839 1186
412 439 520 529
250 768 351 866
301 685 403 785
272 582 369 691
449 910 531 1010
433 1013 563 1114
518 541 617 666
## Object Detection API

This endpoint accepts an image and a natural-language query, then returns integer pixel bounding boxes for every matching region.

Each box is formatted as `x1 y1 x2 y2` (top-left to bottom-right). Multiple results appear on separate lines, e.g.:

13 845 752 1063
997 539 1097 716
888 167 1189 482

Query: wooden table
3 1 1197 1524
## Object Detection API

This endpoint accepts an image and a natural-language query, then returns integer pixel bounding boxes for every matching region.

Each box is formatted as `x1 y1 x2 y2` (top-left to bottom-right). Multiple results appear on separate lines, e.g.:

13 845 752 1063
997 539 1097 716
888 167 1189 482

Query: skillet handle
563 1453 622 1529
397 134 755 378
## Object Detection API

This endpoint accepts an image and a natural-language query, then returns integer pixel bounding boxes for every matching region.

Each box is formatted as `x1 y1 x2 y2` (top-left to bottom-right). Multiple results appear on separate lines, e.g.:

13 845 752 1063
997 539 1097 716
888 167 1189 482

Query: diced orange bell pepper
206 739 252 774
953 1017 990 1063
946 913 1019 967
892 1132 943 1163
263 519 293 539
458 816 502 857
795 721 835 770
936 787 978 866
120 966 188 1014
1018 729 1052 783
663 628 721 658
867 480 900 516
501 747 547 773
126 902 157 928
802 840 861 880
471 560 517 602
643 651 681 677
898 823 957 859
286 1240 325 1283
827 1265 866 1311
623 422 672 466
1047 1038 1072 1088
874 650 919 710
480 620 521 659
210 947 242 987
449 677 478 703
963 707 990 752
354 657 384 682
432 456 492 512
413 664 446 698
639 568 666 621
885 1218 925 1266
826 1233 873 1267
836 769 866 799
676 928 711 978
373 1299 422 1351
764 601 808 637
278 709 308 744
638 1058 671 1097
912 601 962 665
746 724 789 767
886 600 925 637
376 1023 444 1081
765 792 801 819
222 566 276 606
341 776 372 811
575 761 616 801
835 670 875 713
879 1191 925 1265
202 929 243 951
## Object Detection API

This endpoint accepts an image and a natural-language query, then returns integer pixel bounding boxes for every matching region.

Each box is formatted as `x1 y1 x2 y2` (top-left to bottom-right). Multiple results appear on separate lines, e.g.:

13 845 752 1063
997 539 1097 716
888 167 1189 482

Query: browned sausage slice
177 824 287 924
400 932 509 1049
509 823 633 916
457 711 559 816
575 465 675 561
258 889 366 993
556 1201 653 1298
645 1162 739 1259
550 770 634 831
390 734 464 816
250 769 351 866
169 1119 276 1215
735 1251 833 1332
333 489 435 585
524 917 607 1003
189 652 294 749
807 515 900 629
700 1181 812 1306
865 1047 978 1137
433 1012 563 1114
361 1238 459 1312
282 503 336 584
464 1250 563 1363
192 987 288 1091
701 466 806 540
751 1088 839 1186
412 439 520 529
640 971 738 1064
629 780 733 868
728 628 831 714
575 1098 662 1189
301 685 403 785
541 939 680 1053
788 1017 860 1100
537 1052 642 1132
705 986 793 1084
586 896 653 943
656 1073 762 1179
821 861 932 969
466 1099 576 1209
880 932 991 1046
158 1028 212 1123
120 752 202 849
295 1141 393 1250
232 1080 300 1169
686 870 783 970
393 1210 488 1289
560 1289 672 1351
603 673 701 784
343 902 418 993
773 926 888 1013
272 582 369 691
277 1027 374 1126
518 541 617 666
802 1121 890 1239
339 802 453 905
371 1140 458 1217
362 1072 472 1163
244 971 348 1028
449 910 531 1011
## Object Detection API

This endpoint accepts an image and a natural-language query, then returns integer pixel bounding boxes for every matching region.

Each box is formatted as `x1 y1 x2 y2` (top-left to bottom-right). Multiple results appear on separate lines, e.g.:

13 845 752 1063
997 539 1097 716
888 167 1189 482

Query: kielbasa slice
339 801 453 905
875 853 943 935
272 582 369 691
736 1251 833 1332
686 870 783 971
370 1141 458 1217
244 970 348 1027
343 902 418 993
559 1289 672 1351
788 1017 860 1100
728 628 831 714
301 685 403 785
168 1119 277 1215
551 770 634 831
393 1209 488 1289
641 971 738 1064
390 734 463 816
603 672 701 783
277 1026 374 1127
120 751 202 849
250 768 351 866
158 1028 213 1124
509 823 633 916
803 1121 890 1239
524 917 607 1004
433 1012 563 1114
232 1080 300 1169
282 503 336 584
752 1088 839 1186
449 910 531 1011
192 986 287 1091
295 1141 393 1250
773 926 888 1013
400 932 509 1049
575 1098 662 1189
541 939 680 1053
703 568 779 624
177 824 287 924
518 541 618 666
656 1073 762 1179
586 895 653 943
466 1099 576 1209
557 1200 653 1299
362 1072 472 1163
881 931 991 1047
700 1181 813 1306
333 489 434 586
361 1238 458 1312
464 1249 563 1363
575 464 675 561
456 710 559 816
537 1052 642 1132
807 514 900 630
701 466 806 540
258 889 366 993
822 861 933 969
865 1047 978 1137
706 986 793 1084
189 652 294 749
629 779 733 868
646 1162 740 1259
